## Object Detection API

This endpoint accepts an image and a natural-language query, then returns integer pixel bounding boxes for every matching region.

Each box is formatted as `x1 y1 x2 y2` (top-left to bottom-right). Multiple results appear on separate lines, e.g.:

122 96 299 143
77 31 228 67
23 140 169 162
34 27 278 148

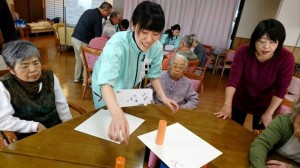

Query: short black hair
164 24 181 38
131 1 165 33
249 19 286 57
120 19 129 29
100 2 112 9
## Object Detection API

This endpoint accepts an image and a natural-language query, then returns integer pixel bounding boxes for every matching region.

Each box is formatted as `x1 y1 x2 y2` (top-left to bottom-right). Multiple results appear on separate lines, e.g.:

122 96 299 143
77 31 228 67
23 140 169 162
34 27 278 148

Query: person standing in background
71 2 112 83
214 19 295 130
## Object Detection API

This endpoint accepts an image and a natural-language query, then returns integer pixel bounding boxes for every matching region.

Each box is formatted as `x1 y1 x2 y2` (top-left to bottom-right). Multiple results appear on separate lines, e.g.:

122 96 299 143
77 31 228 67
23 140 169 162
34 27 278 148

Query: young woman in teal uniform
92 1 179 144
160 24 181 48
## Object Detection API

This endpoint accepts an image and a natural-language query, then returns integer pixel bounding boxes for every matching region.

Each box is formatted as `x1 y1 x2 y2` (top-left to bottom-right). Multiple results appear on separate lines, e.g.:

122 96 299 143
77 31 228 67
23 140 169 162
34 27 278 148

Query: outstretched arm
102 84 129 145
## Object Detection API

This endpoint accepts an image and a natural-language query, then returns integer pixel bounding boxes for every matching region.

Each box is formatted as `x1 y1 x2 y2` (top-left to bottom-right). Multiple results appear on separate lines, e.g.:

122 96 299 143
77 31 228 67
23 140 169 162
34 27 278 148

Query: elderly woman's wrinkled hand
266 160 292 168
162 97 179 113
37 123 47 133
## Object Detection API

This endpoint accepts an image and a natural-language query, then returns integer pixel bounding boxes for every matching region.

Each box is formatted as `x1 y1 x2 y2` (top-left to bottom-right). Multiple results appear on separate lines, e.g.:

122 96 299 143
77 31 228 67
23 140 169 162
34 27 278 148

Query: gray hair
103 24 116 38
168 53 188 70
110 11 121 19
2 40 40 68
190 34 199 43
290 100 300 122
180 35 194 48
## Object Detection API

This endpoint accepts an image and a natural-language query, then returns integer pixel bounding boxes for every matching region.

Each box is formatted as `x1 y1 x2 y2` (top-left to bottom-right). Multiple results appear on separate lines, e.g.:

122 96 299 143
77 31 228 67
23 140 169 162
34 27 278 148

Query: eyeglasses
171 64 185 71
104 9 111 15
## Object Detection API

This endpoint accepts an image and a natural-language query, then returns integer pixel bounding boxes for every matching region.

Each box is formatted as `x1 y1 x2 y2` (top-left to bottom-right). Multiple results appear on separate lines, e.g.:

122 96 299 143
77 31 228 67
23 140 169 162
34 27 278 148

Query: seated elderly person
116 19 129 32
162 35 198 70
177 35 198 60
88 24 116 50
190 34 207 68
102 11 122 29
148 53 199 110
249 100 300 168
0 40 72 139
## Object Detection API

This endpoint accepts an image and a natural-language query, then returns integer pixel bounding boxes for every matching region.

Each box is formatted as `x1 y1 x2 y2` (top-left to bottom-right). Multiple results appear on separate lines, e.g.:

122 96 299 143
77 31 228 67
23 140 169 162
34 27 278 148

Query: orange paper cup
115 156 125 168
155 120 167 145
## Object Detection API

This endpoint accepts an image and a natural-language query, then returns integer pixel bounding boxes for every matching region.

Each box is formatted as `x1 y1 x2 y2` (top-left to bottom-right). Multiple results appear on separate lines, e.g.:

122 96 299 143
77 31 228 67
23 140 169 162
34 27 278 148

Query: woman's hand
108 108 129 145
214 104 232 120
162 97 179 113
37 123 47 133
260 112 273 128
266 160 292 168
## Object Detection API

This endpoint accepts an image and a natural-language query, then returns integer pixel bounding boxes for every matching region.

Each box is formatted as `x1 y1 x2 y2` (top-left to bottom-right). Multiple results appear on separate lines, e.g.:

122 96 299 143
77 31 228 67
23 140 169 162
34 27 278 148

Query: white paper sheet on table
138 123 222 168
75 109 145 144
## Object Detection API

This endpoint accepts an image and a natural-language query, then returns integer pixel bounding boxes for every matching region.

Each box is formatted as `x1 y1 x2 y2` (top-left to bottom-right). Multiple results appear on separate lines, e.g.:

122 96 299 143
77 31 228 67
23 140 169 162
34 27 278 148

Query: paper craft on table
138 123 222 168
75 109 145 144
115 88 153 107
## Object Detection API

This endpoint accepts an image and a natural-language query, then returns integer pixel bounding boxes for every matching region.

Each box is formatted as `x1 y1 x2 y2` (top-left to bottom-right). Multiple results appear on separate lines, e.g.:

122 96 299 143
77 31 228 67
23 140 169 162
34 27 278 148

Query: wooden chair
185 55 212 94
81 45 102 99
161 51 176 70
215 49 236 77
187 60 200 74
0 131 17 150
52 23 65 51
203 44 212 55
274 76 300 115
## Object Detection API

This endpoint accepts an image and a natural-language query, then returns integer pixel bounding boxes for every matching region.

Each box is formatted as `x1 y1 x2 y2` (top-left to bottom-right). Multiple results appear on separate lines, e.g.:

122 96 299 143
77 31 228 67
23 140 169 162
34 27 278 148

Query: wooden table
0 152 96 168
0 104 288 167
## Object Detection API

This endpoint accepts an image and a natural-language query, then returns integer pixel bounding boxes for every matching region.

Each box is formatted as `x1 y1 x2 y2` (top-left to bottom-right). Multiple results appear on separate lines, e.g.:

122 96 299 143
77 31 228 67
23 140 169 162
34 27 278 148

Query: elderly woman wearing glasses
0 40 72 139
148 53 199 110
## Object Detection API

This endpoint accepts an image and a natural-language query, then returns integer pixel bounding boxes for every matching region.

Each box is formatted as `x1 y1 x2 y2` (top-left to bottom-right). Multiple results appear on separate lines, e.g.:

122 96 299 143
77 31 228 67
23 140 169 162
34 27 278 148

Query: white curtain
123 0 239 49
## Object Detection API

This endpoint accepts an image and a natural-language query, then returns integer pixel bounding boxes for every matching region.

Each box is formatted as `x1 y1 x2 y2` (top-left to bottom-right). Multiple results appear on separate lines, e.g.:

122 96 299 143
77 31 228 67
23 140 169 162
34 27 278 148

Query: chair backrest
288 76 300 96
0 69 9 77
201 54 212 77
58 27 74 46
187 60 200 74
203 44 212 54
52 23 65 41
184 72 202 93
81 46 102 70
184 54 212 94
161 51 175 70
225 50 236 62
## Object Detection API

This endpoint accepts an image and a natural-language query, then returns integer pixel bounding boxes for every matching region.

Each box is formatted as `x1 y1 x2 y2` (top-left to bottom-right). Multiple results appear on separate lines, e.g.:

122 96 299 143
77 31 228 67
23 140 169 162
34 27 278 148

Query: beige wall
112 0 124 18
276 0 300 46
236 0 280 38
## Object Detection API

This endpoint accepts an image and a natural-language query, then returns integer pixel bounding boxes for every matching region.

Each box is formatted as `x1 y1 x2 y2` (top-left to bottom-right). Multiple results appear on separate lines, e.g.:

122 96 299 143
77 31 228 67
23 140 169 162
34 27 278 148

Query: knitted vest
0 70 62 129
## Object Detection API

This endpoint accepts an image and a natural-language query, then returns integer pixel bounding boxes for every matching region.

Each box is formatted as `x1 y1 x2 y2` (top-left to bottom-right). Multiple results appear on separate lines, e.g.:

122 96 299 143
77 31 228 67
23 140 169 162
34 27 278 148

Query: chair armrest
68 102 87 115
